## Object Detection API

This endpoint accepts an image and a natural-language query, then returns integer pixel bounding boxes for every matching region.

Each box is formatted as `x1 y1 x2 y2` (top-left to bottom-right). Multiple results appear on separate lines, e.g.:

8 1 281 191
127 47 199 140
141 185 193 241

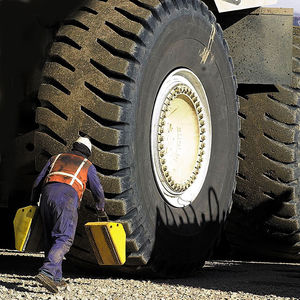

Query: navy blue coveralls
30 150 105 282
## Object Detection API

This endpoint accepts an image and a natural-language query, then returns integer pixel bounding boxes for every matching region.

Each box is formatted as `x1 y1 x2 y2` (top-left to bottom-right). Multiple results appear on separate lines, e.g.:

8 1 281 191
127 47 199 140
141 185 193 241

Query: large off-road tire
226 26 300 260
35 0 238 275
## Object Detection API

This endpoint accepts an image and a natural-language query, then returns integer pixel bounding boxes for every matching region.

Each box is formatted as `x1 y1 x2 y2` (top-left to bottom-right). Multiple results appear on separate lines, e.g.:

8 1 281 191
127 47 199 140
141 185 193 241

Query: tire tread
227 26 300 260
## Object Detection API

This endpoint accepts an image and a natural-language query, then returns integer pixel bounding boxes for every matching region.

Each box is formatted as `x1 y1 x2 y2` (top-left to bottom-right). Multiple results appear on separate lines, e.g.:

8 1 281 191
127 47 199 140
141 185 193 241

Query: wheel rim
151 68 212 207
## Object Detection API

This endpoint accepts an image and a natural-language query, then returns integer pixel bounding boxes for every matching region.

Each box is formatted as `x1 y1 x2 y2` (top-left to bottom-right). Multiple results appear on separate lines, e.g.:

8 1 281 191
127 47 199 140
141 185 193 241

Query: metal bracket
223 8 293 85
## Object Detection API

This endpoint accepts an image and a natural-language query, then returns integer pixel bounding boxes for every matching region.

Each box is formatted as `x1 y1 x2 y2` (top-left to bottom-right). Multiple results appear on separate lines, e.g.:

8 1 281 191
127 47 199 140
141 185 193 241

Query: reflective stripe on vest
49 158 88 189
45 154 91 200
49 153 61 174
48 171 84 189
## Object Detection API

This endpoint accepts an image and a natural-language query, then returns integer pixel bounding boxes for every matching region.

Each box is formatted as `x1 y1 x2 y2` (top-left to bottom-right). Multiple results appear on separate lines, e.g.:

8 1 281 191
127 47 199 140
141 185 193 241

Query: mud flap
84 222 126 265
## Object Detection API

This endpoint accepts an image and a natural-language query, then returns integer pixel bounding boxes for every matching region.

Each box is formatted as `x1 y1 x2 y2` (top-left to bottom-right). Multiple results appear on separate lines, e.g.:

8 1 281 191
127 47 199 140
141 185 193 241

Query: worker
30 136 106 294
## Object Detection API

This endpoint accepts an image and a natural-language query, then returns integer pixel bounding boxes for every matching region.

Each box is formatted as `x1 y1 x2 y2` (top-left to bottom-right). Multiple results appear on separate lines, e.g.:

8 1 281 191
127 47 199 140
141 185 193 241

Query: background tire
36 0 238 275
226 26 300 260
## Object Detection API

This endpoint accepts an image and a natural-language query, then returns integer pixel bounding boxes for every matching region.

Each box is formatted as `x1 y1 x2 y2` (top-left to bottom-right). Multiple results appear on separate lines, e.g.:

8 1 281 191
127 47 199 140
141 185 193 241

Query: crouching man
31 136 106 293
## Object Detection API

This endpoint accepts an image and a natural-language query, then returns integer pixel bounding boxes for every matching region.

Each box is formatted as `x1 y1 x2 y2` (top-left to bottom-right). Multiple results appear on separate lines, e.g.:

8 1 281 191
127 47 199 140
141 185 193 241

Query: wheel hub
158 84 205 192
151 69 212 207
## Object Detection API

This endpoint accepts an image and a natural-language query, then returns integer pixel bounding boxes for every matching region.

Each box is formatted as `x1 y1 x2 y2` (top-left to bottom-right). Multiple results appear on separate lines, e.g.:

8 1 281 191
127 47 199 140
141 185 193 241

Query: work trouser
39 182 79 281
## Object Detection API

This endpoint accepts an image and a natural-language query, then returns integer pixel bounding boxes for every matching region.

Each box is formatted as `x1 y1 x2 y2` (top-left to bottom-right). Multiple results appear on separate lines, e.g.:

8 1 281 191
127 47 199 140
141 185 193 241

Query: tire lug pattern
227 26 300 260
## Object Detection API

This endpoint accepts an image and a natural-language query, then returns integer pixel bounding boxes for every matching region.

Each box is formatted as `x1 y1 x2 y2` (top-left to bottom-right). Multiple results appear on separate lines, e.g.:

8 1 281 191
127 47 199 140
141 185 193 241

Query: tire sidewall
131 10 237 255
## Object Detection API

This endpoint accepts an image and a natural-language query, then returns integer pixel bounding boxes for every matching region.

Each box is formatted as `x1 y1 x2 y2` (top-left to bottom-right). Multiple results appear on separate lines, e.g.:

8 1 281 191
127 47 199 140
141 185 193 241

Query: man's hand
95 201 104 211
98 209 109 222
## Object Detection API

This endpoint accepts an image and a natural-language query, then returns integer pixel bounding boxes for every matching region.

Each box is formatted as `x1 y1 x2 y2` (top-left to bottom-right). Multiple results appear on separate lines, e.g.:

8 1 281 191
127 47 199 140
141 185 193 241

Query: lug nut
160 111 166 118
159 119 165 127
158 135 164 142
193 169 199 175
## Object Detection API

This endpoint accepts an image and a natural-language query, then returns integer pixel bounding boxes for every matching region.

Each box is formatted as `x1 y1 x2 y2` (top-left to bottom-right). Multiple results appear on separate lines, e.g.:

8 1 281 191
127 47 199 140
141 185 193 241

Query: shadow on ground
1 250 300 298
169 261 300 299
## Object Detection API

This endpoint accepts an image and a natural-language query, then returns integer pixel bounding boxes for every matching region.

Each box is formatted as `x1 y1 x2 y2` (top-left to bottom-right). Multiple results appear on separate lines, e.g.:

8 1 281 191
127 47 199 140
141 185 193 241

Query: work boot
55 279 68 288
35 273 58 294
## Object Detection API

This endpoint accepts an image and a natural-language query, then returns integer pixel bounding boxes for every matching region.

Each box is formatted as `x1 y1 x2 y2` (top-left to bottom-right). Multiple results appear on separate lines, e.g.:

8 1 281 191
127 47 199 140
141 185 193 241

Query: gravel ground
0 250 300 300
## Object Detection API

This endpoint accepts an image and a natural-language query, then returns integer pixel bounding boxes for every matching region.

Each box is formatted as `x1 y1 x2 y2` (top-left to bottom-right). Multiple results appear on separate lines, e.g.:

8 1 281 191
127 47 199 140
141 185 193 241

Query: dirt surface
0 249 300 300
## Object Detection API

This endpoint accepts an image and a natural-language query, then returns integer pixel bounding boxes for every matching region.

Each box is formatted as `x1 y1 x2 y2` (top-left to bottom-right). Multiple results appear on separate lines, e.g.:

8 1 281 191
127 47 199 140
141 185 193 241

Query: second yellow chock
13 205 43 252
84 222 126 265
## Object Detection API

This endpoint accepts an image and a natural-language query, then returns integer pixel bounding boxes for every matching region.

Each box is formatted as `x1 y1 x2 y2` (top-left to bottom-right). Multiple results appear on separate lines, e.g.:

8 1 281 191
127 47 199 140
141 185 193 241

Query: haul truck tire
35 0 238 275
226 26 300 260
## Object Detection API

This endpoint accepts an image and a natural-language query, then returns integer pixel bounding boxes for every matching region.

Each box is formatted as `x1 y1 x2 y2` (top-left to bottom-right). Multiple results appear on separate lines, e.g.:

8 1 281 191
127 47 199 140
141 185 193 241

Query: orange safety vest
45 153 92 200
